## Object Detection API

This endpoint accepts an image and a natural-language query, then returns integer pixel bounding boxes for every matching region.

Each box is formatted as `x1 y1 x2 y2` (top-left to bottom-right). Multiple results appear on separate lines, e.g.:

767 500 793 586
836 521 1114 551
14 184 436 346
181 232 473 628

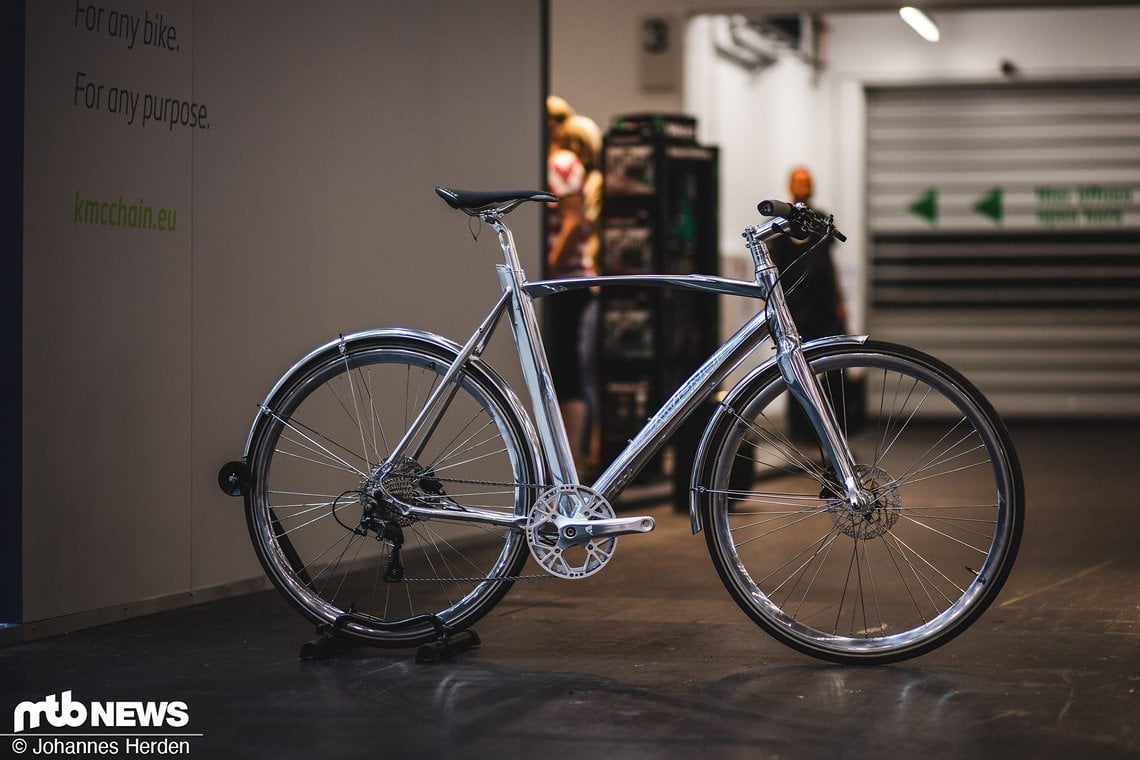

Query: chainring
525 484 617 579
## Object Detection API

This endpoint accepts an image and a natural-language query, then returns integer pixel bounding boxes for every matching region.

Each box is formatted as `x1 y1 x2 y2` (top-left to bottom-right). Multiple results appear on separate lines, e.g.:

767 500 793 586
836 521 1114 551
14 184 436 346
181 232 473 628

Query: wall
683 15 840 322
549 0 810 129
21 0 545 633
2 2 24 628
550 0 686 129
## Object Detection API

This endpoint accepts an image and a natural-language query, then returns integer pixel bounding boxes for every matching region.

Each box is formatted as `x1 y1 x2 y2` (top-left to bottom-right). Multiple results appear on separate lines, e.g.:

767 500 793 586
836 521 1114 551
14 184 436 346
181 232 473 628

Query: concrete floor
1 422 1137 759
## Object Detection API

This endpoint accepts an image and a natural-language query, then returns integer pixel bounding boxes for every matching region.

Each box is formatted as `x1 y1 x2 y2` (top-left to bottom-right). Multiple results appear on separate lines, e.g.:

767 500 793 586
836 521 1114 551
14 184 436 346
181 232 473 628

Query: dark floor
2 423 1138 759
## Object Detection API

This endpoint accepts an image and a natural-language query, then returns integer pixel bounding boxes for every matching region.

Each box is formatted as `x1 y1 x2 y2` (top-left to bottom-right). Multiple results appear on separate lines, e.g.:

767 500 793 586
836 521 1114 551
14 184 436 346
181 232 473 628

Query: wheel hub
360 457 441 527
827 464 901 539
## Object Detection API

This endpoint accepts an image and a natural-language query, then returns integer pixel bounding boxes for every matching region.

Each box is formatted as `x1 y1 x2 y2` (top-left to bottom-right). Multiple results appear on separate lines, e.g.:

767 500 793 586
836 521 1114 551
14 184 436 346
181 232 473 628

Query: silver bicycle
219 186 1023 665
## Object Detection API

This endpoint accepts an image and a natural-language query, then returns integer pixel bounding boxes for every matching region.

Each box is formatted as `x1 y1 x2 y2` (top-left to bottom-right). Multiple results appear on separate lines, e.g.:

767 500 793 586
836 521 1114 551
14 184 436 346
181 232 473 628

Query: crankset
525 485 655 579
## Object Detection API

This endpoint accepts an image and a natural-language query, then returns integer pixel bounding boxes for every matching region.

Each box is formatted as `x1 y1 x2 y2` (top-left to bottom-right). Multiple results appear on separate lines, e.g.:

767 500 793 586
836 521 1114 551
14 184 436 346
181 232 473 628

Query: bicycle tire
244 331 540 647
698 340 1023 664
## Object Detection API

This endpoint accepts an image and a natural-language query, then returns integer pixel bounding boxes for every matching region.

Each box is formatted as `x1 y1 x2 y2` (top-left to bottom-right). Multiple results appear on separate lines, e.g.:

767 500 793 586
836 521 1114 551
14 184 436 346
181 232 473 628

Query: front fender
687 334 869 534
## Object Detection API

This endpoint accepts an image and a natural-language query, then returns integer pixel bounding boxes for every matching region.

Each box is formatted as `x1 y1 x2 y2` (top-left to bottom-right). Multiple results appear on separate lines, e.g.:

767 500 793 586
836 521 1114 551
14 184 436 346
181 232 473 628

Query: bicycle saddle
436 186 556 215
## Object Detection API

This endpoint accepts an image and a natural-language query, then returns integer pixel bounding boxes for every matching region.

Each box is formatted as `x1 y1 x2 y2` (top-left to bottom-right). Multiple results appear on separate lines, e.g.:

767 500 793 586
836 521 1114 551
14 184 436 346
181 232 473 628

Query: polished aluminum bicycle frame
377 204 867 536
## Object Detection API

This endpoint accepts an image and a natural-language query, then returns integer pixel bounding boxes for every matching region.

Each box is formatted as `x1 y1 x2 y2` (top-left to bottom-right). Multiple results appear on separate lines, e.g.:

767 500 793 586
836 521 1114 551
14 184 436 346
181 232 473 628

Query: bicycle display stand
414 628 481 664
215 461 481 665
298 612 480 664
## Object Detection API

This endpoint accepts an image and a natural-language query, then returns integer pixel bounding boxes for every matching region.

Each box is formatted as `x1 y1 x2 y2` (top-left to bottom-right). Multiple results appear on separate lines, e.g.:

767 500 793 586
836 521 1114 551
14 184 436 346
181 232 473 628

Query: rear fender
241 329 542 489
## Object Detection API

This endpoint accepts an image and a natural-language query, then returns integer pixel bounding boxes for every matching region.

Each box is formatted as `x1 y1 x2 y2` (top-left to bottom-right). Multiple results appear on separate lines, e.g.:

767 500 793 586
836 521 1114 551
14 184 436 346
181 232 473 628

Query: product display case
598 114 719 478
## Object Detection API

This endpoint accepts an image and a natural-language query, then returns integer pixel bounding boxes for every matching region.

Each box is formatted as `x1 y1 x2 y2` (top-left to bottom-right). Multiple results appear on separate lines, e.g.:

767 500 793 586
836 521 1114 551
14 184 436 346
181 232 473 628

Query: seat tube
489 218 577 487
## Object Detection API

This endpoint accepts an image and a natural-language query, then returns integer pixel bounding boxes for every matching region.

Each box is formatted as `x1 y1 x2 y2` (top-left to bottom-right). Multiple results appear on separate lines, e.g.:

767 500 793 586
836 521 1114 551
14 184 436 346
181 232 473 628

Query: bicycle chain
398 573 556 583
432 475 554 490
399 474 558 583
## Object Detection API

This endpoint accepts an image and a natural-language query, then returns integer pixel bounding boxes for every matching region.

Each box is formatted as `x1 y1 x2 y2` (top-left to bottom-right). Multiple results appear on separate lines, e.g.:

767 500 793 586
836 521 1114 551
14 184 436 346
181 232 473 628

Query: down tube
593 308 772 502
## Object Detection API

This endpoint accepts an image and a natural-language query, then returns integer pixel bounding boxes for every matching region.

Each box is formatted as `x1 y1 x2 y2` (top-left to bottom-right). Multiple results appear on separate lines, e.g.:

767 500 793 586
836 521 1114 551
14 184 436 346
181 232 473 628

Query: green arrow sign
909 188 938 225
974 187 1003 224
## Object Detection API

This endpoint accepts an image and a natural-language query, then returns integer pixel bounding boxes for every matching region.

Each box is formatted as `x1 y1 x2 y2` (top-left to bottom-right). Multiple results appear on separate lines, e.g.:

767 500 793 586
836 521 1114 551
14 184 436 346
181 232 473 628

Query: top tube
523 274 765 300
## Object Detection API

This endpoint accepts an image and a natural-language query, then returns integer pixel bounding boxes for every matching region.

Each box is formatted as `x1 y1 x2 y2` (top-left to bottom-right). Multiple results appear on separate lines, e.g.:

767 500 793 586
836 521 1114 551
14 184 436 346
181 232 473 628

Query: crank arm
554 514 655 549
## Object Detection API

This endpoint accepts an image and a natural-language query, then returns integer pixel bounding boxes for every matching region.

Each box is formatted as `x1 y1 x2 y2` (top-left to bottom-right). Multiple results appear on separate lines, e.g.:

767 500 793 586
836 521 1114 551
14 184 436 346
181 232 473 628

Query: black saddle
435 186 555 215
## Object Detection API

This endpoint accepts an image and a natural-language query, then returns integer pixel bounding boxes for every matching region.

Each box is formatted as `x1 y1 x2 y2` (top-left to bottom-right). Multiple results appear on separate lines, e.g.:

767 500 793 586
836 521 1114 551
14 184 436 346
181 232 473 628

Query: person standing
767 167 853 440
546 96 600 471
767 167 847 341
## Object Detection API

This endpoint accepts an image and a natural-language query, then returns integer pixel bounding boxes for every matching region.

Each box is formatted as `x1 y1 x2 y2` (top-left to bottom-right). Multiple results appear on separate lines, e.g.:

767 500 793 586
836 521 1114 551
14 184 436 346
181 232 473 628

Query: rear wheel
700 341 1023 663
245 334 539 647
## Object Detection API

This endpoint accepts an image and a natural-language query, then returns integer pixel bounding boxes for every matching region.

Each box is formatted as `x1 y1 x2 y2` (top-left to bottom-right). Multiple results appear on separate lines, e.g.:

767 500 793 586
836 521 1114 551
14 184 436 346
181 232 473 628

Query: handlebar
757 200 847 243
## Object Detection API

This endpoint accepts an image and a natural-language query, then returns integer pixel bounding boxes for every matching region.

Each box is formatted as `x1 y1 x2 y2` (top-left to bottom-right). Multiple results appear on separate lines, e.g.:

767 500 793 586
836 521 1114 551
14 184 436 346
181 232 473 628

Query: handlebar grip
758 199 794 217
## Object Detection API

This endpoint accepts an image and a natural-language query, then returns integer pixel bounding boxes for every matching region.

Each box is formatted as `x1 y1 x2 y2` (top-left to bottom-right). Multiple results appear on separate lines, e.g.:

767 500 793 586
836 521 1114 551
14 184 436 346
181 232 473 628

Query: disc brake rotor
827 464 901 539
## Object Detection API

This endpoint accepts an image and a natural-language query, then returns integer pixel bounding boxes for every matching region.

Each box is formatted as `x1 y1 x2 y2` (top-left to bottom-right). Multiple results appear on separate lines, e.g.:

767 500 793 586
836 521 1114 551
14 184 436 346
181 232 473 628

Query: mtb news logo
13 691 190 733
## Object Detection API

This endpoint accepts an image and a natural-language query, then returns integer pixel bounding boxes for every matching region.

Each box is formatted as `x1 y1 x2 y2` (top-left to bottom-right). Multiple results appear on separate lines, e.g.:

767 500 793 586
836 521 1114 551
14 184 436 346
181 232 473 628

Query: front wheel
244 332 540 647
699 341 1023 664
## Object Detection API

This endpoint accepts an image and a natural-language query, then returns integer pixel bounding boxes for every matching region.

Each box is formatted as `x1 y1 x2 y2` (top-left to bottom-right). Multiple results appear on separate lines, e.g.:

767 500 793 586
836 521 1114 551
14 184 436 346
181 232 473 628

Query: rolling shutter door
866 81 1140 418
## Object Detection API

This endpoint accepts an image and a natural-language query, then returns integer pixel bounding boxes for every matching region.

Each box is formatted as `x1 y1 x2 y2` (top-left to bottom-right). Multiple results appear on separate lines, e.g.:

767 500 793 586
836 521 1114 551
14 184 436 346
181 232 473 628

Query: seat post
488 215 579 487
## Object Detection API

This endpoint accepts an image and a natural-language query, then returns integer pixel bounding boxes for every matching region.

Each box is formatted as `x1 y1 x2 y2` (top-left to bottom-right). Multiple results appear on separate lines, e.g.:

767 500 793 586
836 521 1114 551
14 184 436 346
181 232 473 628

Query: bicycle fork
744 225 868 513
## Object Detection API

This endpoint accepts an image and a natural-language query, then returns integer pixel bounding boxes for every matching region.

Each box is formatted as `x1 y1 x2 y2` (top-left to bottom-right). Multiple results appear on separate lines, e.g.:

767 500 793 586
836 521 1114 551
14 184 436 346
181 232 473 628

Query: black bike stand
298 612 480 664
414 628 481 663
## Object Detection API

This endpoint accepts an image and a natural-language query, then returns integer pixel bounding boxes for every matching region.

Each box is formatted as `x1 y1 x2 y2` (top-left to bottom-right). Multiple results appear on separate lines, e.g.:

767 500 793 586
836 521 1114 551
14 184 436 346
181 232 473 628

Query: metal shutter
866 81 1140 418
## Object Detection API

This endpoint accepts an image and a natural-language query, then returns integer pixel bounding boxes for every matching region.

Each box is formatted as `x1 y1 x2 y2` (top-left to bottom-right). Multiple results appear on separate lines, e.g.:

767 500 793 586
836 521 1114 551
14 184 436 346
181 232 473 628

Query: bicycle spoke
263 407 366 476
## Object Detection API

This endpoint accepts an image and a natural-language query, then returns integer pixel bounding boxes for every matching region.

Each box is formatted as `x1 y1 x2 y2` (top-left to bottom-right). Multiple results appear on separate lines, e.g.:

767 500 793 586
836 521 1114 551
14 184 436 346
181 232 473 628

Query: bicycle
218 186 1023 665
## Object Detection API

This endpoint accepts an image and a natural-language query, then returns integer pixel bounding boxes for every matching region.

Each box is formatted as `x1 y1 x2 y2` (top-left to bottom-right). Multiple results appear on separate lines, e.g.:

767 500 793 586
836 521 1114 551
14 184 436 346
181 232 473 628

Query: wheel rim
247 342 533 644
707 346 1020 660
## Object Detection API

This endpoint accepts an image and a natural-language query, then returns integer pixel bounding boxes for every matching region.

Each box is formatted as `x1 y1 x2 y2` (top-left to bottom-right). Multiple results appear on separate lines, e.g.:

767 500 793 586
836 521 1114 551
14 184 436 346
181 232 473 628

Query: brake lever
826 216 848 243
758 199 846 242
806 211 847 244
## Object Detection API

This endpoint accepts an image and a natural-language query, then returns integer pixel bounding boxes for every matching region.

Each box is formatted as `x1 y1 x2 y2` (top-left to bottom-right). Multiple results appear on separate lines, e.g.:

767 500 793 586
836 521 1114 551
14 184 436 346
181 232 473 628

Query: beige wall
22 0 544 631
550 0 689 130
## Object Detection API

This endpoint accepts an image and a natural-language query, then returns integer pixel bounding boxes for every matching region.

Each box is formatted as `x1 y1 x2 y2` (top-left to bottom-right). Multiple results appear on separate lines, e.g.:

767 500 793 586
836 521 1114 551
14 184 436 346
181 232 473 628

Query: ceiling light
899 6 940 42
